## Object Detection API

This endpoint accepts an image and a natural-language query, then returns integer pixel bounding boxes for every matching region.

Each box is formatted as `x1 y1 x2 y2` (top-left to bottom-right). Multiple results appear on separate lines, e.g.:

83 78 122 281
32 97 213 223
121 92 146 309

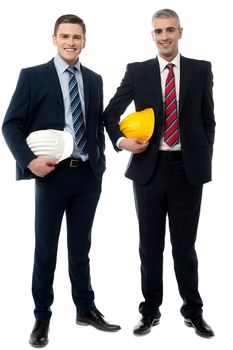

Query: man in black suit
2 14 120 348
103 9 215 338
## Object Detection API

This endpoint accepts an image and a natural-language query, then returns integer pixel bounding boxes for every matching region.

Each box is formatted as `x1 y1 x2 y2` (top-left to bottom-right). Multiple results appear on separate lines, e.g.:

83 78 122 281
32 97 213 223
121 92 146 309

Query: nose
161 30 169 41
67 37 75 46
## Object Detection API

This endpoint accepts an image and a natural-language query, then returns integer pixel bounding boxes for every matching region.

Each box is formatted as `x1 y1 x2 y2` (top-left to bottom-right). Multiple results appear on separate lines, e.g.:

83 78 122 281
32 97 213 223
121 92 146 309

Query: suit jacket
2 59 105 181
103 55 215 185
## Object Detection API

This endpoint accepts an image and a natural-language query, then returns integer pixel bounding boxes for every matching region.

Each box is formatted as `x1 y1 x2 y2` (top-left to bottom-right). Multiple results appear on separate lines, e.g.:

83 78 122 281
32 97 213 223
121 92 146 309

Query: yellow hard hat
120 108 155 141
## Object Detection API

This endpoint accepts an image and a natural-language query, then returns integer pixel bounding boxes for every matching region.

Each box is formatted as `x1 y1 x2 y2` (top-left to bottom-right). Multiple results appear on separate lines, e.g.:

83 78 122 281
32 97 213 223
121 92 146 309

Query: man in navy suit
2 14 120 348
103 9 215 338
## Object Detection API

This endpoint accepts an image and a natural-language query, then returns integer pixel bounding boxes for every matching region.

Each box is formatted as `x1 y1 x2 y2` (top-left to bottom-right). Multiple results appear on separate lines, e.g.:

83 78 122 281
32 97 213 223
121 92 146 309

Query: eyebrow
153 26 176 32
59 33 83 37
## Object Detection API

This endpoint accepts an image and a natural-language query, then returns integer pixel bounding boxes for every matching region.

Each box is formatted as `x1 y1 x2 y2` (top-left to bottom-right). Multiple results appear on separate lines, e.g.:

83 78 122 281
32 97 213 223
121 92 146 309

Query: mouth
160 41 172 47
64 48 76 52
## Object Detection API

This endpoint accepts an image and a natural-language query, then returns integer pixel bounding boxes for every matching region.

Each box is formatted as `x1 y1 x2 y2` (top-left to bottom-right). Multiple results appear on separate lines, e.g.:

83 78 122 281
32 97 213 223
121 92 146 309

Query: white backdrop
0 0 232 349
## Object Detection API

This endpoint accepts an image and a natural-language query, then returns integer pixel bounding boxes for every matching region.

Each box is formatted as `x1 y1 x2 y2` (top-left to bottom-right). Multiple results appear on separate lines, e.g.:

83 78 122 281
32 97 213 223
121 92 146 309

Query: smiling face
52 23 86 65
151 16 183 62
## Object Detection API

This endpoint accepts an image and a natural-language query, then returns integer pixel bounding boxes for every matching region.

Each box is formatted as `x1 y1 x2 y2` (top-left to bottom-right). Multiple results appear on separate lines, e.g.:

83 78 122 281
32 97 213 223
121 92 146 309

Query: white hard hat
26 129 74 161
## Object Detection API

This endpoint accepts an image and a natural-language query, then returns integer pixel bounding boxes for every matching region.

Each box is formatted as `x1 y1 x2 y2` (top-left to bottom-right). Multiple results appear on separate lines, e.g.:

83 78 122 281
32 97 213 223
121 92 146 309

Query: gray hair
152 9 180 27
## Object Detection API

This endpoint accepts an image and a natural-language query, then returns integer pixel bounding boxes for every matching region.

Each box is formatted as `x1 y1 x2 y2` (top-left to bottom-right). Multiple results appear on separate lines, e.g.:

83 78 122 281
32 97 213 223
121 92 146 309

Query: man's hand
119 138 149 154
28 157 59 177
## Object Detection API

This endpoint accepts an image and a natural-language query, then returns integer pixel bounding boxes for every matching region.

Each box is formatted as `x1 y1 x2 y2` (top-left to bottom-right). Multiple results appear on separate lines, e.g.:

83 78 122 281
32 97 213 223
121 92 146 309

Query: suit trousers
133 152 204 319
32 161 102 320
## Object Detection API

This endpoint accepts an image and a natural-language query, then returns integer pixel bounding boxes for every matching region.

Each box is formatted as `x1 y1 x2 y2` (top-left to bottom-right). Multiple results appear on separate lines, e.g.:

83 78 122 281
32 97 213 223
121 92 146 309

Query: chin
64 57 76 65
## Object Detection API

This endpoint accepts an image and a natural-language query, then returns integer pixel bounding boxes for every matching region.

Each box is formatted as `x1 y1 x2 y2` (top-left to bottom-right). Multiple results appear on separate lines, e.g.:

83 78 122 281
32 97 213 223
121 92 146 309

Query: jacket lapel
45 59 64 108
140 56 194 122
144 58 164 120
179 55 193 116
145 57 163 127
80 65 90 117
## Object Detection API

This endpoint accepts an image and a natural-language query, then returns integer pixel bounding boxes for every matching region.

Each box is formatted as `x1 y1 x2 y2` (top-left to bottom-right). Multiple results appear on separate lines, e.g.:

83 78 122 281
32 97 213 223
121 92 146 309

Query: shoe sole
76 320 120 332
184 320 193 328
76 320 89 326
152 319 160 326
29 340 49 348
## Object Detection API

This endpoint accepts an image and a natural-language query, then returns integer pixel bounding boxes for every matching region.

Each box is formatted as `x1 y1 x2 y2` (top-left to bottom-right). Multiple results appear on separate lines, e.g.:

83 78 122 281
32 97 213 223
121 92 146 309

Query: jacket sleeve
202 62 215 155
103 64 134 150
2 69 37 172
97 75 105 159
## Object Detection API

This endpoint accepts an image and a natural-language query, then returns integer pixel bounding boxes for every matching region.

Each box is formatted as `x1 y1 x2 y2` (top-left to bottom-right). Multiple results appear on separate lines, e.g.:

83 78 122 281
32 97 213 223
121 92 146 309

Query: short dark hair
54 14 86 38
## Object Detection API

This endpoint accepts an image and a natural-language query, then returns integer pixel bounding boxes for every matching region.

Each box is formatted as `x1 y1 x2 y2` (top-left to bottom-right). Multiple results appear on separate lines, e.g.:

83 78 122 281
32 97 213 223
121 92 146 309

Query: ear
178 27 183 39
151 30 156 42
52 35 57 46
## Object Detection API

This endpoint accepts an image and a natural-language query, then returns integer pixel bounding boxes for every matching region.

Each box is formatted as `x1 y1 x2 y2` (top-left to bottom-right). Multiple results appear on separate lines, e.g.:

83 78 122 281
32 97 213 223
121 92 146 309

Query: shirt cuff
116 137 126 149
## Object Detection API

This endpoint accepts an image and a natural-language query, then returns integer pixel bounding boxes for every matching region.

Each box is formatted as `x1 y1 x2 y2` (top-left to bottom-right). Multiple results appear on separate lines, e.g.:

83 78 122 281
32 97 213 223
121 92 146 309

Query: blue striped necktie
66 66 87 154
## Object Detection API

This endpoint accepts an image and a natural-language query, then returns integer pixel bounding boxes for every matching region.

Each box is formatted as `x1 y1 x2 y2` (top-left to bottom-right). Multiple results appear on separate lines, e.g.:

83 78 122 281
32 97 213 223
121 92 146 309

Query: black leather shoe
133 315 160 335
29 319 50 347
184 316 214 338
76 308 121 332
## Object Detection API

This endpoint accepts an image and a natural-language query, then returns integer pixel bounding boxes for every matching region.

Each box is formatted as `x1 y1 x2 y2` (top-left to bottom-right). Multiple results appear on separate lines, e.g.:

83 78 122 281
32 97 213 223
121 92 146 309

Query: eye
167 28 175 33
153 29 162 34
74 35 81 40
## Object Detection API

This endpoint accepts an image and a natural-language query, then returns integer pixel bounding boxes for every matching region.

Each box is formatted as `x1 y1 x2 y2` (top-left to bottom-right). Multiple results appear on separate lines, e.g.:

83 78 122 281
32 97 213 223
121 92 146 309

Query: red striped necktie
164 63 179 147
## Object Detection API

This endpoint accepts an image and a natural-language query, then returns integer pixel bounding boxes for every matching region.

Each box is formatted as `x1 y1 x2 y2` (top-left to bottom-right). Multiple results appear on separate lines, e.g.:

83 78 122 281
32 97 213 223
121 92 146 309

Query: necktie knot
66 66 77 76
166 63 175 72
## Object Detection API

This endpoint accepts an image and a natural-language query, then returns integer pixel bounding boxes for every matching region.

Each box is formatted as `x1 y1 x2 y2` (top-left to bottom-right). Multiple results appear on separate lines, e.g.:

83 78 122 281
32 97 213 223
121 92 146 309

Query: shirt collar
157 53 180 72
54 54 81 74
